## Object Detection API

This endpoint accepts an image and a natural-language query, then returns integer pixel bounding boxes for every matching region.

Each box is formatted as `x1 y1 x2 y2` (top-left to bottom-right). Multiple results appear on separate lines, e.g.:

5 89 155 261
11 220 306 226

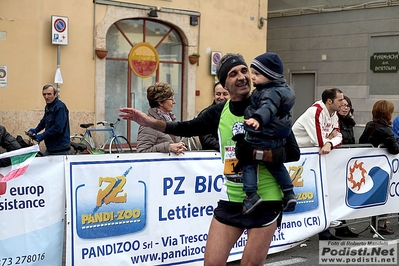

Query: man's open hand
119 107 151 127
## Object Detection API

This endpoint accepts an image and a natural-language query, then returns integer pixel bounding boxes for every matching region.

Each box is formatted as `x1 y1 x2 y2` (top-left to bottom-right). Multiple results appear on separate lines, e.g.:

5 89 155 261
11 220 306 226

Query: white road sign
52 16 68 45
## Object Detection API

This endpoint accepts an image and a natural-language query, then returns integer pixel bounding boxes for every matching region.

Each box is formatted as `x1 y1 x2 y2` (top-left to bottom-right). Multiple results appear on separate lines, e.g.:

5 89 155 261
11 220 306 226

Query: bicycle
70 118 132 154
22 131 87 155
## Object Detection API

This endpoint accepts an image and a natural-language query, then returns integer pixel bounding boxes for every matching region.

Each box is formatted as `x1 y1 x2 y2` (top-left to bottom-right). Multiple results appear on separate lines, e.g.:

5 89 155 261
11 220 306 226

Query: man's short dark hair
322 87 342 103
42 84 57 94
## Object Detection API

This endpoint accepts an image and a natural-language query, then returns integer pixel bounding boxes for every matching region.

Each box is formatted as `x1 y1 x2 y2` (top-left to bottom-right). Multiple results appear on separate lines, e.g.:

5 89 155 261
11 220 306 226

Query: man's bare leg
204 217 244 266
240 220 277 266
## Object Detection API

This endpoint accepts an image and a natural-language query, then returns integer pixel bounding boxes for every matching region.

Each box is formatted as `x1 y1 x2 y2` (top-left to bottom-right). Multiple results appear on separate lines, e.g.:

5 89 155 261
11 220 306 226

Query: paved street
227 216 399 266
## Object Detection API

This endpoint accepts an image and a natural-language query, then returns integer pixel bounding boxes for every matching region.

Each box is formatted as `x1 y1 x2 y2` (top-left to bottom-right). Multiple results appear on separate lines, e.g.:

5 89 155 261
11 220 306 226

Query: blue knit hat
250 52 284 80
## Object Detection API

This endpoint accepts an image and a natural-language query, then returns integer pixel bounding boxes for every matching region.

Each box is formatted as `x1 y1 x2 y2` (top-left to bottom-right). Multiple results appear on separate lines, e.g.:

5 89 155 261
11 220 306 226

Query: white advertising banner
64 150 328 265
0 149 65 266
269 148 328 253
65 152 223 266
2 147 399 265
326 147 399 221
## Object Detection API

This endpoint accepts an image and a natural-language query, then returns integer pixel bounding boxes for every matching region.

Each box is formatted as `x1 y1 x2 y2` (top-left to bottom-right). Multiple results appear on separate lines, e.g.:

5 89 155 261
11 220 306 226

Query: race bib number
224 146 242 177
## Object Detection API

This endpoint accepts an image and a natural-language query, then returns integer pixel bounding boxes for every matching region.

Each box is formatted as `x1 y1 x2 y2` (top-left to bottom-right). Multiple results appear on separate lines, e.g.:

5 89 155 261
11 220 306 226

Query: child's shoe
242 192 262 214
283 192 297 212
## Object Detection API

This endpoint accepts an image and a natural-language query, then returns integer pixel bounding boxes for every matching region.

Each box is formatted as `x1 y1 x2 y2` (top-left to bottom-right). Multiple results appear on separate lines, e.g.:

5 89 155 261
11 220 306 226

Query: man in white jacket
292 87 344 240
293 87 344 155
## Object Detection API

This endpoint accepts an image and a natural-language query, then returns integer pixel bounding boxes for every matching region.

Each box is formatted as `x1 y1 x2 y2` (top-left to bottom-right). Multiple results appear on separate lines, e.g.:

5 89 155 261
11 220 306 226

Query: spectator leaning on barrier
292 87 344 240
335 95 359 238
28 84 70 156
359 99 399 235
292 87 343 154
0 125 22 168
359 100 399 154
337 95 356 145
136 82 187 155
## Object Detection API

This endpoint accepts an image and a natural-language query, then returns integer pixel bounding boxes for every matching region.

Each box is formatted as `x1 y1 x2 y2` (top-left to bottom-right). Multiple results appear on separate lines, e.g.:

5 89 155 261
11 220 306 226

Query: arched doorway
104 18 184 144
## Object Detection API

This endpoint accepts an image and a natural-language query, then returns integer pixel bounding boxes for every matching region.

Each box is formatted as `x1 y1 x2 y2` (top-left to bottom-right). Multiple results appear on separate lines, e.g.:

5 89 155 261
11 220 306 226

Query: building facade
0 0 268 145
268 0 399 138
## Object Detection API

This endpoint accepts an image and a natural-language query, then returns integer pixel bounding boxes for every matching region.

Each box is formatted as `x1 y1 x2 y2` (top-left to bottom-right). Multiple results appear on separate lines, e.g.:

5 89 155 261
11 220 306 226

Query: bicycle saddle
80 123 94 128
70 142 87 151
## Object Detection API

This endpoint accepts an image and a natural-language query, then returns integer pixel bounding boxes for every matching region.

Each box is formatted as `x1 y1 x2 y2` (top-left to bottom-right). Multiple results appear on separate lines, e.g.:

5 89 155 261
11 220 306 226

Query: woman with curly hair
136 82 186 155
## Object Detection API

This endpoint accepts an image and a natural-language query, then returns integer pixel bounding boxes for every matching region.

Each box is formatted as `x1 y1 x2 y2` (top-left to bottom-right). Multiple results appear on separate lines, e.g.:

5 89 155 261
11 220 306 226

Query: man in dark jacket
28 84 70 156
198 82 230 150
0 125 22 167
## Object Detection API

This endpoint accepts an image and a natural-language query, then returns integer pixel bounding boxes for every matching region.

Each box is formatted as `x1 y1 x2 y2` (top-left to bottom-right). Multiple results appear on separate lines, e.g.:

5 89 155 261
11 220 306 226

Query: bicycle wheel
70 136 92 154
109 136 133 153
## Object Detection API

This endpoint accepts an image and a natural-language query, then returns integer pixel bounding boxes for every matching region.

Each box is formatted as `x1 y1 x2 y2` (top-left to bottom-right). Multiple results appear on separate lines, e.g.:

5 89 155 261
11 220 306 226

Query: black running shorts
213 200 283 229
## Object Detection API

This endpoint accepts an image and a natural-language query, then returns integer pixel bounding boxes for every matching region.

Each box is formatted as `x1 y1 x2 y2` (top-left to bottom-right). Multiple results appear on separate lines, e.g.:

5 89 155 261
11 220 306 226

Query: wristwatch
253 149 273 163
255 149 264 161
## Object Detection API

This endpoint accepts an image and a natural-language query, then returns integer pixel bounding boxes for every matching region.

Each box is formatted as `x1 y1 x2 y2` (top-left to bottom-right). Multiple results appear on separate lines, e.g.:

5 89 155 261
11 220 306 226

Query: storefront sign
370 52 399 73
128 42 159 78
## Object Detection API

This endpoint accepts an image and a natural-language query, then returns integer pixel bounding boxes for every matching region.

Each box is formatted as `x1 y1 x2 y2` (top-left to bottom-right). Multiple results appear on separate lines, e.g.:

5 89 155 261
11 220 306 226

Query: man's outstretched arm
119 107 166 132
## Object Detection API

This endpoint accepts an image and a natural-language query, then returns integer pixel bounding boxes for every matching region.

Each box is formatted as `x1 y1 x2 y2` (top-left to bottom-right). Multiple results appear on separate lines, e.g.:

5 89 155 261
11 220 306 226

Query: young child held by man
236 52 296 214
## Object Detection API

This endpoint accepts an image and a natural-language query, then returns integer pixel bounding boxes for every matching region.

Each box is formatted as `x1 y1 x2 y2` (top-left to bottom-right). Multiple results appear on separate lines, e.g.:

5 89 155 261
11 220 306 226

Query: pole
57 45 61 97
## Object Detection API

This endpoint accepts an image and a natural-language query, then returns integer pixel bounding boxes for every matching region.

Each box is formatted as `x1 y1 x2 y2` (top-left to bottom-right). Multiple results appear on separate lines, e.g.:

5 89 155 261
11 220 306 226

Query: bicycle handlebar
25 131 38 141
96 118 121 128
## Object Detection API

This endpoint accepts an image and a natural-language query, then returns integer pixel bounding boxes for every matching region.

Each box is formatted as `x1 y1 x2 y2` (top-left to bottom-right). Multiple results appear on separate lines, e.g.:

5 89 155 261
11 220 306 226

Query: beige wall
0 0 268 138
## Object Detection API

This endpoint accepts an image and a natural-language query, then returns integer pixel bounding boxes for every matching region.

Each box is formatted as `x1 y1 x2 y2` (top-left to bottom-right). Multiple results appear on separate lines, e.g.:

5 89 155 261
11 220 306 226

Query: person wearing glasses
335 95 359 238
337 96 356 145
136 82 187 155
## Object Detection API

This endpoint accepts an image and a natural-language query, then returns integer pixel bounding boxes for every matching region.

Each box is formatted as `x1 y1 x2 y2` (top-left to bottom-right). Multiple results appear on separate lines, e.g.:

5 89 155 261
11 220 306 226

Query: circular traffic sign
212 53 221 64
0 68 6 79
54 19 67 33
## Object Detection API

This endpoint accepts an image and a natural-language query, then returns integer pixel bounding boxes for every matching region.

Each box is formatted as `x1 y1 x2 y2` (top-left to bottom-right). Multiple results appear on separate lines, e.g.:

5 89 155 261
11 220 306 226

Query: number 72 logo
96 175 127 207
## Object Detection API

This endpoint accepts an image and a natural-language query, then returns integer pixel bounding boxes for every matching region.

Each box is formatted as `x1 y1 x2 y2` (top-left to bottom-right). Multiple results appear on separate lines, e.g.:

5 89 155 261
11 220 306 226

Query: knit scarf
152 107 177 122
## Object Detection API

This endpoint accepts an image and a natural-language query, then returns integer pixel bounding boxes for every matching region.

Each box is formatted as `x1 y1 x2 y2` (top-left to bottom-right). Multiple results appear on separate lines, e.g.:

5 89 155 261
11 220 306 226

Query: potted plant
95 48 108 59
188 53 200 64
